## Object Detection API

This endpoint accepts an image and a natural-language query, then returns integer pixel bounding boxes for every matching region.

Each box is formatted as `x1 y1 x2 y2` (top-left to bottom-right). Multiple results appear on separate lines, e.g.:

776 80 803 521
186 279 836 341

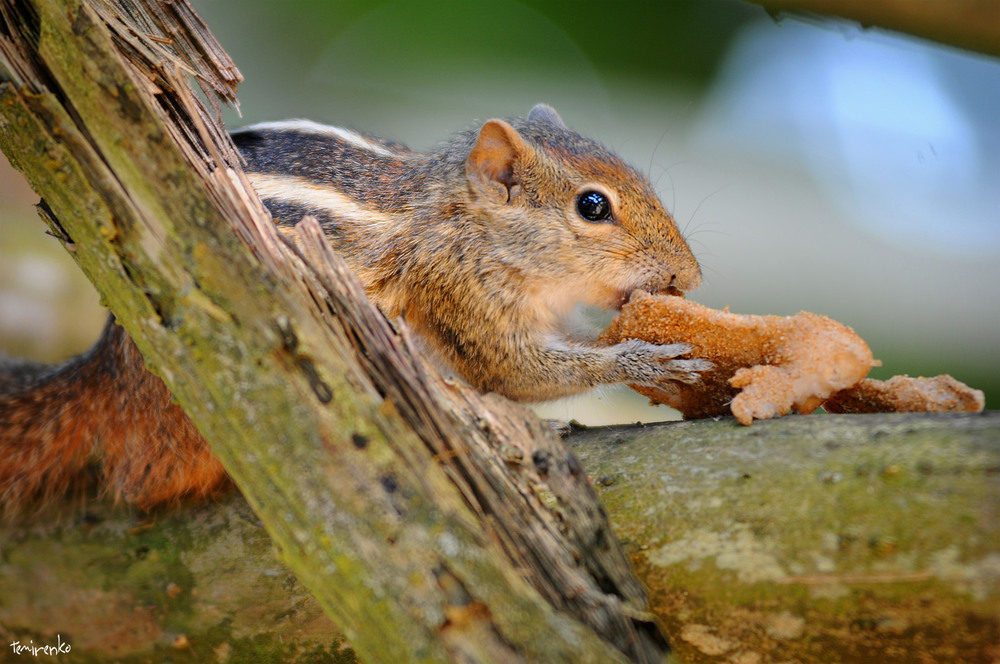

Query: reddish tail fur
0 316 228 516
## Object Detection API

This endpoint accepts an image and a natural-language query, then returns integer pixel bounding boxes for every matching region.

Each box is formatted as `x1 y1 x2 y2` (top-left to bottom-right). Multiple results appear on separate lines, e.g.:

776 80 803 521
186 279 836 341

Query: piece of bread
601 292 983 424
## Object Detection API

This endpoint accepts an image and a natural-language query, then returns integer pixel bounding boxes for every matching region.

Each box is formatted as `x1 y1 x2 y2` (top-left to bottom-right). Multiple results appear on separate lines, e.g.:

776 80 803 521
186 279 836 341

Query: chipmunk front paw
615 340 712 386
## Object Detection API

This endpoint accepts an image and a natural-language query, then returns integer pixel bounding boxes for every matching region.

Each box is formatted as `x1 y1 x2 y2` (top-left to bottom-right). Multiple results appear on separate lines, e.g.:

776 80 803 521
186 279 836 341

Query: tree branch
0 0 666 662
2 413 996 662
746 0 1000 56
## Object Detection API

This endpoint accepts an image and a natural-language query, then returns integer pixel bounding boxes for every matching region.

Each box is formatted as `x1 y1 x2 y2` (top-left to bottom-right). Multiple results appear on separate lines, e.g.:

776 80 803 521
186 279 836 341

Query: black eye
576 190 613 223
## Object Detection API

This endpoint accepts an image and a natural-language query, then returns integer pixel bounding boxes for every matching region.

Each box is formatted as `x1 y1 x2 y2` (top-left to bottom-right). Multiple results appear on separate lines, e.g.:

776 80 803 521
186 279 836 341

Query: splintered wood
601 292 984 425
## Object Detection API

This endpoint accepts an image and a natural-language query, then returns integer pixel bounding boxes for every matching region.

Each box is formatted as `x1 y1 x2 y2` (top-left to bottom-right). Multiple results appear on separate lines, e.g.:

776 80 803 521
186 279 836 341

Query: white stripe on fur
238 119 400 159
247 173 394 228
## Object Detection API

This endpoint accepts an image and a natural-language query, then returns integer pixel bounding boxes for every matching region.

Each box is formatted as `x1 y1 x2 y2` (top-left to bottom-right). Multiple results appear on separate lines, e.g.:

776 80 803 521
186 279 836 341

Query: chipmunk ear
466 120 531 204
527 103 566 128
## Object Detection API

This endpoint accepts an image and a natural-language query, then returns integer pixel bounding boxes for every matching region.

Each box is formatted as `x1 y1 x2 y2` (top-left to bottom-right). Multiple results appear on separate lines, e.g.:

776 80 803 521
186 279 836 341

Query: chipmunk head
465 104 701 314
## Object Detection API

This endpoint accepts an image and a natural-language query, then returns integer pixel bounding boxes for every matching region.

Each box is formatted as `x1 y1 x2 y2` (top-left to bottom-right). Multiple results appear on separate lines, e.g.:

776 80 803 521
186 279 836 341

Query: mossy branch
0 1 664 662
2 413 997 662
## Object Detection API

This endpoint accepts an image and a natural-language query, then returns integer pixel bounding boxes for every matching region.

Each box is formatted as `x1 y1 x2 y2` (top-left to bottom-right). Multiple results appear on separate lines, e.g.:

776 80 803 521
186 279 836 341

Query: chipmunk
0 104 704 514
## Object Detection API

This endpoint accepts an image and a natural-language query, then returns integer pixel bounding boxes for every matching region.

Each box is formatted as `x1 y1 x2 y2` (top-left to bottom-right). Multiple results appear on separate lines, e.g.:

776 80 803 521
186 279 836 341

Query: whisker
682 184 729 237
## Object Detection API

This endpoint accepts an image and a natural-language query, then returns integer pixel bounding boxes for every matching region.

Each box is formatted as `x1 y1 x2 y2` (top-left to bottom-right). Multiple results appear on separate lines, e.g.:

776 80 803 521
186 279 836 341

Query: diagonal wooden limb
0 0 668 662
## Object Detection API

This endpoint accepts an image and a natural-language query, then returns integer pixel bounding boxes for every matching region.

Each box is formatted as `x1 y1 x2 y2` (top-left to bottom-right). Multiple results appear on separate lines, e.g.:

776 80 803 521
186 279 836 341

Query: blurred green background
1 0 997 422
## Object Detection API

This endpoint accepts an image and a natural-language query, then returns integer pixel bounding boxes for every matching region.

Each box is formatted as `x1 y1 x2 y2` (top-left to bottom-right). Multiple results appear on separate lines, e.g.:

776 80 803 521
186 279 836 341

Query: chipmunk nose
673 262 702 292
644 264 701 297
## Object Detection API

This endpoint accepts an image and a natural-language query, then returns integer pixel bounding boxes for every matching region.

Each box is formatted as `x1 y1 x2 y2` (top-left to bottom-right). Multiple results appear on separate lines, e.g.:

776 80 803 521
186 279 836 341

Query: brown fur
1 105 702 514
0 318 228 516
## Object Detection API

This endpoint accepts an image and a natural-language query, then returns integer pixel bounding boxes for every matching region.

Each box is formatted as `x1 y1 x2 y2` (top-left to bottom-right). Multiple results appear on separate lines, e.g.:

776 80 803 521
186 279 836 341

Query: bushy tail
0 316 228 517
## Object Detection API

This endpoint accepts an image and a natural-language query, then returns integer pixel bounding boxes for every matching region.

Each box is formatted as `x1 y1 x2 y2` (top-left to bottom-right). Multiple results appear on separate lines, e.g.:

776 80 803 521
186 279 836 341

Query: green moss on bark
570 412 1000 663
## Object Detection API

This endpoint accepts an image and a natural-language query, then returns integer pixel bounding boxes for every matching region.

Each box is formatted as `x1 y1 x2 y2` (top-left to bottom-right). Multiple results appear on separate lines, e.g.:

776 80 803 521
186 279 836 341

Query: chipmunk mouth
657 285 686 298
614 285 685 311
612 290 631 311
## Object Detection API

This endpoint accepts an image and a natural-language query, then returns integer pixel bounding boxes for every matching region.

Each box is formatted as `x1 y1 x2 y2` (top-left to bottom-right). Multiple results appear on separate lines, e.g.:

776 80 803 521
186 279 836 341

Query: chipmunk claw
616 340 713 386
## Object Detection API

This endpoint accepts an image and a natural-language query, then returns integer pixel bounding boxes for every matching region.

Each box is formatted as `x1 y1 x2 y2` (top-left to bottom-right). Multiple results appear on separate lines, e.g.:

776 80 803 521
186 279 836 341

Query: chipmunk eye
576 190 613 223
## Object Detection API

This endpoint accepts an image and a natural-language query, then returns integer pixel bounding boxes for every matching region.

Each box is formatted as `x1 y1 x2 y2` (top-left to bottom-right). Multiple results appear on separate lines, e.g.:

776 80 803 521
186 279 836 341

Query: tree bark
2 412 997 663
0 1 664 662
572 412 1000 664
